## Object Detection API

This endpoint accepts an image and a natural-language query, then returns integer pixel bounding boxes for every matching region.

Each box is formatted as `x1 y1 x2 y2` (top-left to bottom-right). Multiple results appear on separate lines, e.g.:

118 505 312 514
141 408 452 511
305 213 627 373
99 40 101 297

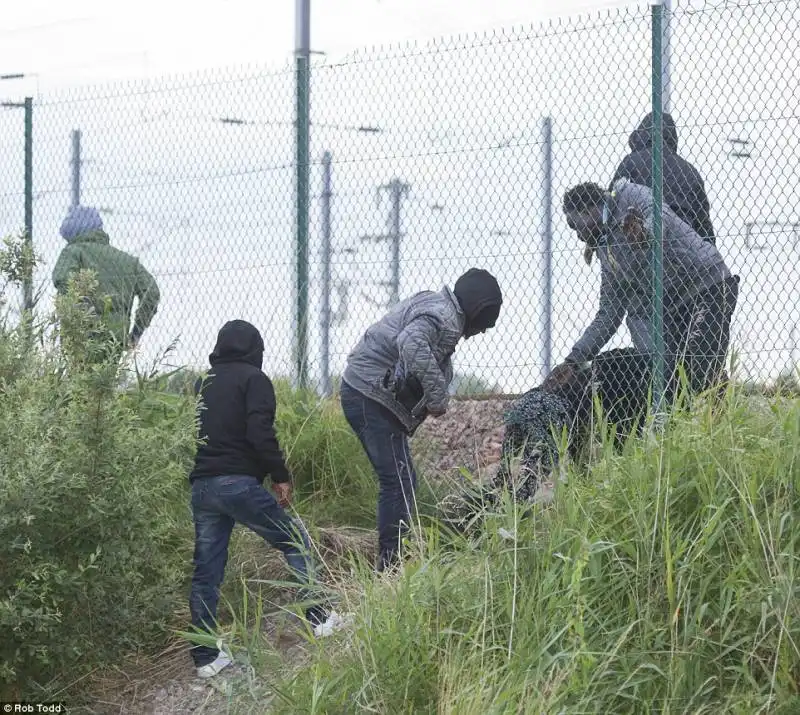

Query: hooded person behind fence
340 268 503 572
611 112 716 244
52 205 161 352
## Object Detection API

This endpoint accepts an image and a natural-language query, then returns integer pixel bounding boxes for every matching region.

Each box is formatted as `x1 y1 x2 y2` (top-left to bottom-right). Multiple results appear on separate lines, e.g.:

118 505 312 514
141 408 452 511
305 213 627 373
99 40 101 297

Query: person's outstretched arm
565 268 626 364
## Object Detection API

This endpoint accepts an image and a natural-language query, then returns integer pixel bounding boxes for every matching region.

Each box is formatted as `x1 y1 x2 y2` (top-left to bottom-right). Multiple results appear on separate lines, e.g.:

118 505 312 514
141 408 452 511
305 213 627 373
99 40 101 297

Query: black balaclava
209 320 265 368
453 268 503 338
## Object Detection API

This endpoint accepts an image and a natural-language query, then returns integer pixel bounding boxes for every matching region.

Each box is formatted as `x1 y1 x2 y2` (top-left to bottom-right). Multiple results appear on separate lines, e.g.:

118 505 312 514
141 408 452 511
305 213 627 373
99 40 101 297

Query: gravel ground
413 397 513 480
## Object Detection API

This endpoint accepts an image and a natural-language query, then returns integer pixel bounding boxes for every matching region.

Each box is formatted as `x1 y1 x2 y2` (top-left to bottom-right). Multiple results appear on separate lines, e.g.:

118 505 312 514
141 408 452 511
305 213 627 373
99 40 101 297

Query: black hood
209 320 264 368
628 112 678 153
453 268 503 338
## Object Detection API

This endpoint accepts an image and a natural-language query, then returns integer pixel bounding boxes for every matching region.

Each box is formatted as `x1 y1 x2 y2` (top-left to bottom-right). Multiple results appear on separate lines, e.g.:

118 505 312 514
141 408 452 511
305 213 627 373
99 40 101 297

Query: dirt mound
413 396 559 510
413 397 514 480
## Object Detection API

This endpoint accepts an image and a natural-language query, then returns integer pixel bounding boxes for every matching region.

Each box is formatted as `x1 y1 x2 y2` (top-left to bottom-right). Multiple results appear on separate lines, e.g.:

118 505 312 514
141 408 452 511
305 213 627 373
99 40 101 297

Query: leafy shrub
0 243 196 696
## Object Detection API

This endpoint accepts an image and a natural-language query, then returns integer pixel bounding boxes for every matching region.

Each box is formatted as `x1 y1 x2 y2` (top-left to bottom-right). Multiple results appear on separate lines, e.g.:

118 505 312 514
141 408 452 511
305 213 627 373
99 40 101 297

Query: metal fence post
651 3 666 413
23 96 33 313
320 151 332 398
661 0 672 114
387 178 409 307
71 129 82 208
294 0 311 388
542 116 553 378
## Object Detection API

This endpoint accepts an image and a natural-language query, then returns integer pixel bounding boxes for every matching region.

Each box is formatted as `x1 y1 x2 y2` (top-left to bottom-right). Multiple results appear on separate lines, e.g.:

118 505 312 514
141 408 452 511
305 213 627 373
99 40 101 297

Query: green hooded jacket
52 230 161 340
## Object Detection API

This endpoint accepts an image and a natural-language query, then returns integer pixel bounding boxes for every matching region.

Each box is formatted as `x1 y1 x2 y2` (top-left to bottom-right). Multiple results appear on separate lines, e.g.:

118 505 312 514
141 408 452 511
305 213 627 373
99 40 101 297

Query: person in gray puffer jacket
550 178 739 403
341 268 503 572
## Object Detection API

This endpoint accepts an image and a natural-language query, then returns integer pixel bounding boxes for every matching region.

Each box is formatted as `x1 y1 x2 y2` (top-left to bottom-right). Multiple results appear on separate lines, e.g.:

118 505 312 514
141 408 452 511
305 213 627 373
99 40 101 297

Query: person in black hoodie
612 112 716 244
188 320 339 678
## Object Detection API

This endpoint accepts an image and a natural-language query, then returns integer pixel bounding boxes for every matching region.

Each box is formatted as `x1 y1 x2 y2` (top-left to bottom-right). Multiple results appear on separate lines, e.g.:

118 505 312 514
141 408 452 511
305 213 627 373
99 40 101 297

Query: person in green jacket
52 205 161 359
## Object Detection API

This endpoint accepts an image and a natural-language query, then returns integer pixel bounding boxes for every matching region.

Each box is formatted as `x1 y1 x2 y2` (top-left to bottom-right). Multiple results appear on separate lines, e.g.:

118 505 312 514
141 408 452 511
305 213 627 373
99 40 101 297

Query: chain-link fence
0 0 796 396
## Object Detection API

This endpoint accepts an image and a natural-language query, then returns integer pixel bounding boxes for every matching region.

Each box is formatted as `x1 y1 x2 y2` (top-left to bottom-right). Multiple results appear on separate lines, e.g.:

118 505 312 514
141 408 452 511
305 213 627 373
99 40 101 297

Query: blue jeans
189 474 317 667
340 382 418 571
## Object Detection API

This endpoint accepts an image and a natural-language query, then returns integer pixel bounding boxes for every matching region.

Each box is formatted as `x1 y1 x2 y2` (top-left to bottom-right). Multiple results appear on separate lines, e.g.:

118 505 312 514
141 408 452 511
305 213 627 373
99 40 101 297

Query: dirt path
86 619 305 714
83 399 527 714
83 527 375 715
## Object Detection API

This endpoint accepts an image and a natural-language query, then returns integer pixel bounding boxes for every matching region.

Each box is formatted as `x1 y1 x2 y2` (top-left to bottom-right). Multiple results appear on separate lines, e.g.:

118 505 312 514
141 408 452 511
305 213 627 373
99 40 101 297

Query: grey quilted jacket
342 287 465 434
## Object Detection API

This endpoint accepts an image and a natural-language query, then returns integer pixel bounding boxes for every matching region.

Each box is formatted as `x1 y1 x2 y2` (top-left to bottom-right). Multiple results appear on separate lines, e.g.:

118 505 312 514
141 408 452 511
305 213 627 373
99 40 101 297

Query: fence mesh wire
0 0 797 396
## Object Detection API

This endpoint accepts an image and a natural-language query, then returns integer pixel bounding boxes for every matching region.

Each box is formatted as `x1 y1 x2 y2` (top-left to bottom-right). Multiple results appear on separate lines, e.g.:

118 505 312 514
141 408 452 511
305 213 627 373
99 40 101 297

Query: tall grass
258 390 800 714
8 230 796 710
272 379 444 528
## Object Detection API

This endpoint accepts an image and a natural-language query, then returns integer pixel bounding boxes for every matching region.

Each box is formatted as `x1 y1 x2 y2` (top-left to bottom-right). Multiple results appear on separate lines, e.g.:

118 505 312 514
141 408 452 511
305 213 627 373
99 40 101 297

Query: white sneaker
498 527 517 542
312 610 351 638
196 652 232 679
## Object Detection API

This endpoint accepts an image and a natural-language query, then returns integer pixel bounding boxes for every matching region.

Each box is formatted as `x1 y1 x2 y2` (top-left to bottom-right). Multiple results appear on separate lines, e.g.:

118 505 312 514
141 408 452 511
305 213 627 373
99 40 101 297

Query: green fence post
651 3 666 415
23 96 33 313
294 0 311 389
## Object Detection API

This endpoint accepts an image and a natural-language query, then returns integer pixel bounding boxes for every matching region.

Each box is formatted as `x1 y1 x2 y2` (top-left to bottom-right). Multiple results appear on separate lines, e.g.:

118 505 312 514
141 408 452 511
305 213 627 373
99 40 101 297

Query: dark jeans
664 275 739 399
189 474 317 667
340 382 417 572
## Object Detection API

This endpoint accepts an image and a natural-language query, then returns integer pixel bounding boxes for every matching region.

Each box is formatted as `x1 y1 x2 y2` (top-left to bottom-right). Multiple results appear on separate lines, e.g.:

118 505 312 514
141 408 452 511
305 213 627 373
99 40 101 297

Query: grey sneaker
196 652 232 679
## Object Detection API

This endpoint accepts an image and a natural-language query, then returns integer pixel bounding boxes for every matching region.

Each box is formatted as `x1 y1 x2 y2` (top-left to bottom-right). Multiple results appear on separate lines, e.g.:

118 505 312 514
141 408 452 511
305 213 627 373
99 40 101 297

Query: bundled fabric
439 348 652 531
494 388 574 503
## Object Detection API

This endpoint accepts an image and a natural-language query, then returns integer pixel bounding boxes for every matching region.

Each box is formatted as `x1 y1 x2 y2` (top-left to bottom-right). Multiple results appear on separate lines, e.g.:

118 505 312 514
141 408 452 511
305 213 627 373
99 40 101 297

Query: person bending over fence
550 178 738 406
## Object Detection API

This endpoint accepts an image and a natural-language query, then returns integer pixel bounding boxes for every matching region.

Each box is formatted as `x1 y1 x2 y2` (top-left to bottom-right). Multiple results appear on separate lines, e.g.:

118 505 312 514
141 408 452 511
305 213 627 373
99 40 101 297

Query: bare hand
273 481 293 508
622 206 647 246
542 362 575 391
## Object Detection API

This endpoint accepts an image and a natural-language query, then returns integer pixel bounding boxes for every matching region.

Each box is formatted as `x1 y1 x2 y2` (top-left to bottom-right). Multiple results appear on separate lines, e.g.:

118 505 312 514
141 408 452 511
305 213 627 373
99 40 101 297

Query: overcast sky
1 0 642 93
1 0 796 391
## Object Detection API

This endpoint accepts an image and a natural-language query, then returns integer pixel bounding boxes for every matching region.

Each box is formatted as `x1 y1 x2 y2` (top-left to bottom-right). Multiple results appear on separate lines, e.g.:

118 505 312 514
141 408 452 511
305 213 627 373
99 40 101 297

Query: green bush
268 391 800 713
0 244 195 696
0 371 196 694
0 238 381 696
